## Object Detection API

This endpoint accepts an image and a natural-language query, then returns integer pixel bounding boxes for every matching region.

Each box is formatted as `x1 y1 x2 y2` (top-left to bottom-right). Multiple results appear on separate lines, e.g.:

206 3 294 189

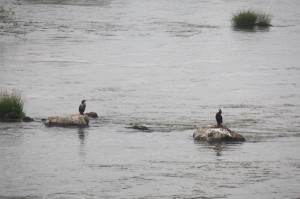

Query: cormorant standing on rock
79 100 86 115
215 109 222 127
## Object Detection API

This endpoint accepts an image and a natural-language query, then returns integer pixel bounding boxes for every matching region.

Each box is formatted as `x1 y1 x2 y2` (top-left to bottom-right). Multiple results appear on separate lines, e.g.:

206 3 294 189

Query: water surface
0 0 300 198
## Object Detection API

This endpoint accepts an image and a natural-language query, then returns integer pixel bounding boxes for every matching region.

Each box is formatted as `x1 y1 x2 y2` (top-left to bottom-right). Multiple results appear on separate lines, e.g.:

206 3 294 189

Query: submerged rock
128 124 150 131
193 125 245 142
45 114 89 127
23 116 34 122
85 112 98 118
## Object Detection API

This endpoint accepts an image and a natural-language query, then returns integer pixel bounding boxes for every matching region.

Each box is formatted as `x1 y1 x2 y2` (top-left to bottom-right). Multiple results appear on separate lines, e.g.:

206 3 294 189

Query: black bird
79 100 86 115
215 109 222 127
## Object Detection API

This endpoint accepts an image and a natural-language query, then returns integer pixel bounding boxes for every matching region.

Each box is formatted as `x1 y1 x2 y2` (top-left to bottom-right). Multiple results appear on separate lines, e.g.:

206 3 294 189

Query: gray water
0 0 300 198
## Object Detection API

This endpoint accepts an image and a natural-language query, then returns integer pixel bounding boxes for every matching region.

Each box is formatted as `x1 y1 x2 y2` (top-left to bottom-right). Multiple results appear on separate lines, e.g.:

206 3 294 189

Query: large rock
193 125 245 142
45 114 89 127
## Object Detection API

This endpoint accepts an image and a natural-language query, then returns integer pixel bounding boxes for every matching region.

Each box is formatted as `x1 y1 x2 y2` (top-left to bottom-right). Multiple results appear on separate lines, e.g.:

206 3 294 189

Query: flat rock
193 125 245 142
45 114 89 127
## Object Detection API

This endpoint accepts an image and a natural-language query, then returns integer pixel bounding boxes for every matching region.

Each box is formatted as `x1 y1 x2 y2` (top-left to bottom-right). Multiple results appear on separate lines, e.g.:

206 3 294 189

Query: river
0 0 300 198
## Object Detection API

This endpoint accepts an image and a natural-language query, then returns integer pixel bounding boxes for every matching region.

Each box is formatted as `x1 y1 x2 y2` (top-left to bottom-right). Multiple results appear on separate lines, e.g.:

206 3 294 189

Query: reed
232 10 272 28
0 89 25 119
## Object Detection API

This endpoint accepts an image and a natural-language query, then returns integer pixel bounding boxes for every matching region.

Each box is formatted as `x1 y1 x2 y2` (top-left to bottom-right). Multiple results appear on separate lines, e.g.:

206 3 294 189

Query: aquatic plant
0 89 25 119
232 10 272 28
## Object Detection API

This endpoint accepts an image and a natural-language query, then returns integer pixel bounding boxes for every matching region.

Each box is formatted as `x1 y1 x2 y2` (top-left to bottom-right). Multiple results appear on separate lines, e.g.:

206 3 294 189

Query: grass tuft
0 89 25 119
232 10 272 28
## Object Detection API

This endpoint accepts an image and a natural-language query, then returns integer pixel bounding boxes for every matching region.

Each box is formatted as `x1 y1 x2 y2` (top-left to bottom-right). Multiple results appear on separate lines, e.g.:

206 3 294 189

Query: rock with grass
193 125 245 142
44 114 89 127
0 89 25 122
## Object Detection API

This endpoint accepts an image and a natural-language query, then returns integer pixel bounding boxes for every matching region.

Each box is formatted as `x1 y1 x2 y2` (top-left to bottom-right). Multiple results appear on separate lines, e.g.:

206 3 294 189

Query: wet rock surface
23 116 34 122
45 114 89 127
193 125 245 142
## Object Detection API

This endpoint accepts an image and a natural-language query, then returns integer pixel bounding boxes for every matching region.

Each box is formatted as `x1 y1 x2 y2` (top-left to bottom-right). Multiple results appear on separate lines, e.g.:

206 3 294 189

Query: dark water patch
0 7 25 37
273 25 297 28
232 26 271 33
87 163 132 169
223 104 264 109
286 66 300 71
148 160 194 165
19 0 113 7
151 21 217 37
280 94 298 99
194 141 244 156
93 87 121 92
0 196 40 199
91 115 198 132
259 66 300 72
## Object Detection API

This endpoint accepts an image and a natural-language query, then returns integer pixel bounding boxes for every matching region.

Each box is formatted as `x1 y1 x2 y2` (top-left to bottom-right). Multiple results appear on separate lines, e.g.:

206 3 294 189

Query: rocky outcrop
85 112 98 118
44 114 89 127
193 125 245 142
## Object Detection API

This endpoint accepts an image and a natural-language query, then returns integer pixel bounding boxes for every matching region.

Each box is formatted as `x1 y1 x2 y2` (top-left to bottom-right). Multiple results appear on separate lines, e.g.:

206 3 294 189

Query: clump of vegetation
0 89 25 119
232 10 272 28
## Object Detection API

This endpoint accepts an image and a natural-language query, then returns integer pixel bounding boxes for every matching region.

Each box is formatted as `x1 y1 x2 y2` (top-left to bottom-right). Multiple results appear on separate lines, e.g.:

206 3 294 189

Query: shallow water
0 0 300 198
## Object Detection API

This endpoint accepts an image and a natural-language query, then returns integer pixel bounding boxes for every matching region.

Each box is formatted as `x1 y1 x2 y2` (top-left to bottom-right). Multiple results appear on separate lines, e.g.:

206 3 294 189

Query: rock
2 112 22 122
44 114 89 127
23 116 34 122
129 124 150 131
85 112 98 118
193 125 245 142
5 112 21 119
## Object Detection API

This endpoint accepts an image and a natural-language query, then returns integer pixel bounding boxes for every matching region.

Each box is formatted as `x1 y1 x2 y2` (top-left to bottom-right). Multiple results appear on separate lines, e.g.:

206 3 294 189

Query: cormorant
79 100 86 115
215 109 222 127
